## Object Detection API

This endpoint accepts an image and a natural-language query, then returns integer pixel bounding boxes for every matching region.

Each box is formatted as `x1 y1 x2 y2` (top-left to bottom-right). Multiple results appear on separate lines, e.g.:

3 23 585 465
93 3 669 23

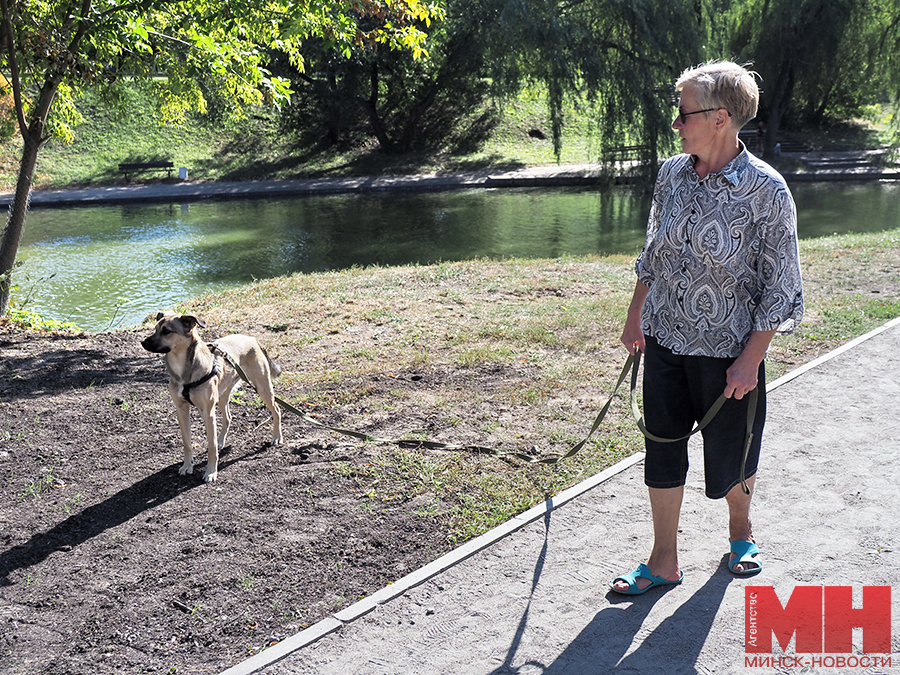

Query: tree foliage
487 0 704 161
286 0 497 154
0 0 443 315
285 0 707 162
726 0 900 156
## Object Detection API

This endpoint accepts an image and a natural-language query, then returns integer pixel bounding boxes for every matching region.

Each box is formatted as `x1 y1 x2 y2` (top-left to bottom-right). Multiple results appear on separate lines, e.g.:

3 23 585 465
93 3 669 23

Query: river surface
14 181 900 331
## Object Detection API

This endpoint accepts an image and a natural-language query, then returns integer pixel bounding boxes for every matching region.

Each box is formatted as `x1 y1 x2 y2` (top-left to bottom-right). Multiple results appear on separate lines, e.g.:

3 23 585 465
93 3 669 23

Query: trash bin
178 167 188 180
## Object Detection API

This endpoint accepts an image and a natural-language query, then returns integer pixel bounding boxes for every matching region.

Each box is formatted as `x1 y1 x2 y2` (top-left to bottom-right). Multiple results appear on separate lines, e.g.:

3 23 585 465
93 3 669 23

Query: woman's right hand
620 315 645 355
621 279 649 355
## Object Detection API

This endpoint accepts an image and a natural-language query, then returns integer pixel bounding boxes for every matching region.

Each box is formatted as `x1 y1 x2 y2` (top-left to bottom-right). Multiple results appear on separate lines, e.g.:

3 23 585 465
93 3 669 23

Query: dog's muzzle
141 337 170 353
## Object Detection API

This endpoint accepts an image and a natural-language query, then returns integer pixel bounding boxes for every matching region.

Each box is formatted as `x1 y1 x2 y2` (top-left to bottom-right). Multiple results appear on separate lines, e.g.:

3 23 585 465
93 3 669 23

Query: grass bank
1 84 895 191
0 85 607 191
154 226 900 542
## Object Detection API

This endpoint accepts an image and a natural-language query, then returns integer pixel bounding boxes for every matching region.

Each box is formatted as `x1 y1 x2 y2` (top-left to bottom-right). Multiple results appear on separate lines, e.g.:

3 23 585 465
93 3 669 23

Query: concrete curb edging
218 451 647 675
764 315 900 393
220 316 900 675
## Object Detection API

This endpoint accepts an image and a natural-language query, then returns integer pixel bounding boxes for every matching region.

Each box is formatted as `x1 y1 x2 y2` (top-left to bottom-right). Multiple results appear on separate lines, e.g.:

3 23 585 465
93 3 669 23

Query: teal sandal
729 539 762 576
609 562 684 595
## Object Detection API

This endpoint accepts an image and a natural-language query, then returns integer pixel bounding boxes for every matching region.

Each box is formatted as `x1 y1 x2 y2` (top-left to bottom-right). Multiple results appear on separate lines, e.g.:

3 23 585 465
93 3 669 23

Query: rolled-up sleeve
754 186 804 334
635 165 669 288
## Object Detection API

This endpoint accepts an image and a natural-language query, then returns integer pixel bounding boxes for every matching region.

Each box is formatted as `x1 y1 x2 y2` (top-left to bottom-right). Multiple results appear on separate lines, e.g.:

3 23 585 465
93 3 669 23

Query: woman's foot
726 479 757 573
611 560 681 593
729 539 762 575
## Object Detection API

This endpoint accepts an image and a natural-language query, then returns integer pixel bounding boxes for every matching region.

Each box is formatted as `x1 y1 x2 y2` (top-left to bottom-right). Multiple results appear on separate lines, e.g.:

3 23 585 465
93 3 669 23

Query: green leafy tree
288 0 493 154
0 0 442 317
726 0 900 156
877 0 900 137
484 0 705 166
289 0 706 166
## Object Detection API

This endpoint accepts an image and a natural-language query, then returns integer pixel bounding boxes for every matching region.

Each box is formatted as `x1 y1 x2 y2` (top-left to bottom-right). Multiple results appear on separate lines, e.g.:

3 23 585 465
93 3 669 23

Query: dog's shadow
0 431 285 586
0 465 199 585
213 438 278 468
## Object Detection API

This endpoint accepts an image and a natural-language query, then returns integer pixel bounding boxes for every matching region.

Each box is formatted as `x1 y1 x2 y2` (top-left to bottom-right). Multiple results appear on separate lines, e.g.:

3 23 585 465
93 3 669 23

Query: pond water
14 181 900 332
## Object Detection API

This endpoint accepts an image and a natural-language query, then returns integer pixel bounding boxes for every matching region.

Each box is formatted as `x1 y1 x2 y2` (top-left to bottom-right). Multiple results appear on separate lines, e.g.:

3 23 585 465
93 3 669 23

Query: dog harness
181 358 222 406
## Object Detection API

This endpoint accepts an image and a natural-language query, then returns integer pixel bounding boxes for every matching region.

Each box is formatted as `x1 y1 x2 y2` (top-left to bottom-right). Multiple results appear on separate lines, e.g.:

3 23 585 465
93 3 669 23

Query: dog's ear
156 311 166 321
179 315 207 331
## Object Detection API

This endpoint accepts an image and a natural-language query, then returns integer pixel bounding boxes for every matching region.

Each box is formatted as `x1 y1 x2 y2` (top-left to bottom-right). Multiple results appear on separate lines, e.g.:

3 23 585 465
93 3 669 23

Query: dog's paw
179 463 194 475
203 470 218 483
270 435 283 447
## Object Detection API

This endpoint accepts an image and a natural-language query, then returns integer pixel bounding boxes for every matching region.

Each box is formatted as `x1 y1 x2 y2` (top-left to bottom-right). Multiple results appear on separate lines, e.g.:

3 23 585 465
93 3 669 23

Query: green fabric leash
213 344 756 491
211 343 633 465
629 349 757 495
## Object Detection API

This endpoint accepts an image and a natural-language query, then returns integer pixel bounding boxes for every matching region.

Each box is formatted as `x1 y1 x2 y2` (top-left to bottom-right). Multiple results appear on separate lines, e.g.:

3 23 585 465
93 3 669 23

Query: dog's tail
263 348 283 378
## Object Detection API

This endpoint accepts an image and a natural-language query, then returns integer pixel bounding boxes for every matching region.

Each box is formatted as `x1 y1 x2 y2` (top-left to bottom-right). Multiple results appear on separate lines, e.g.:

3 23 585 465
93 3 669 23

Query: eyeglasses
676 107 732 124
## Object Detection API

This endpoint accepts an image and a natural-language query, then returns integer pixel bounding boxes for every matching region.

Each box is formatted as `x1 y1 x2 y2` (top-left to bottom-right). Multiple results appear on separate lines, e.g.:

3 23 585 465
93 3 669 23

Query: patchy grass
0 84 602 191
160 230 900 541
5 81 893 193
4 230 898 542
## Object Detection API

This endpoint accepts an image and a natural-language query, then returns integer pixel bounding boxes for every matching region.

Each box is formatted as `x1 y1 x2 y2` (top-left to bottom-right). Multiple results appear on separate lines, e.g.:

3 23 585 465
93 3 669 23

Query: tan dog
141 312 283 482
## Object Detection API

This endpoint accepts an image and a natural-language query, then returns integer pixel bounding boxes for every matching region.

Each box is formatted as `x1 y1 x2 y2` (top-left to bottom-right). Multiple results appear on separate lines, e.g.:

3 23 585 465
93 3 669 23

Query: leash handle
629 349 756 494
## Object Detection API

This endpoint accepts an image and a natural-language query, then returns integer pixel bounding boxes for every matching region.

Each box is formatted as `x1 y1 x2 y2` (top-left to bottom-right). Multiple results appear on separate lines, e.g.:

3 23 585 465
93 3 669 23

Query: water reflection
15 182 900 331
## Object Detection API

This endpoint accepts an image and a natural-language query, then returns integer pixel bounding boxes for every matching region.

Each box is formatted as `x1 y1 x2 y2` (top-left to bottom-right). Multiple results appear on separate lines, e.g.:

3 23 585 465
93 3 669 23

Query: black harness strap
181 359 221 406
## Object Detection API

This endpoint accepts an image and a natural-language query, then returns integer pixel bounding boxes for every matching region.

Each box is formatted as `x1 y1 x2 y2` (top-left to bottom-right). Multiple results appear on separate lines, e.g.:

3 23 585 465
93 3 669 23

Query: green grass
18 468 58 502
164 231 899 543
3 83 899 546
6 306 80 332
3 81 896 192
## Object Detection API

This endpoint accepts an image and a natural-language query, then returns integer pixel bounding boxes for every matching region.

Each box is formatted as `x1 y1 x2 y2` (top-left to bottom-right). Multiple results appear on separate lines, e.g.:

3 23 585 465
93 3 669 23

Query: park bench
118 161 174 181
602 145 652 162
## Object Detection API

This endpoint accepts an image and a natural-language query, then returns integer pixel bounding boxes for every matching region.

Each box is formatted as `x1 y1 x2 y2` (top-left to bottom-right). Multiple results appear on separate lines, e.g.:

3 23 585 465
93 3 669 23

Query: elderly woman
611 61 803 594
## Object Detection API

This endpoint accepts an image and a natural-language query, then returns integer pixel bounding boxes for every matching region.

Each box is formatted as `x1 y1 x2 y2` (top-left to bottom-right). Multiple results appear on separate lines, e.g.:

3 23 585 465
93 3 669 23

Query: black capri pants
642 335 766 499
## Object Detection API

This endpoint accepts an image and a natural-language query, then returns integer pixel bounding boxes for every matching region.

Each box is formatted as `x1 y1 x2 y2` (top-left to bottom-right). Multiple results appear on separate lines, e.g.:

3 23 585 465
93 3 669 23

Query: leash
629 349 757 495
211 344 756 491
211 343 633 465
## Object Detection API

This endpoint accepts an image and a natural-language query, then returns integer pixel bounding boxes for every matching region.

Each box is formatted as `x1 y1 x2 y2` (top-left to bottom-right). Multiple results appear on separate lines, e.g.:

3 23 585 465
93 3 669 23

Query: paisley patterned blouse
635 144 804 358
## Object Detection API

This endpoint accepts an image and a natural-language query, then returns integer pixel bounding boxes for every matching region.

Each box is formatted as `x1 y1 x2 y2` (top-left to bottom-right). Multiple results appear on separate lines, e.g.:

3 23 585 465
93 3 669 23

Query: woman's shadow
488 556 734 675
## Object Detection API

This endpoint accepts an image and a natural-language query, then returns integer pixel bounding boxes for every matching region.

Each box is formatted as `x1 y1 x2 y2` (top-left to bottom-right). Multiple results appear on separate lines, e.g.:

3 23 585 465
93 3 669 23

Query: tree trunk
363 63 397 153
324 71 341 145
0 73 58 316
0 129 43 315
764 63 795 160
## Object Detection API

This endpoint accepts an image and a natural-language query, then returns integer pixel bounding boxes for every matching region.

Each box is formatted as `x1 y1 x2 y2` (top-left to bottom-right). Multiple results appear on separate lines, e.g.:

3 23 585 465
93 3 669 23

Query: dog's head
141 312 207 354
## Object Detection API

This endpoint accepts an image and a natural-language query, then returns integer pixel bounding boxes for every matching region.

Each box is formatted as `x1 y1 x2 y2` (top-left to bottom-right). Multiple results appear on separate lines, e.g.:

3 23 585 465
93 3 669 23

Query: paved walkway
219 318 900 675
3 153 898 209
1 164 609 208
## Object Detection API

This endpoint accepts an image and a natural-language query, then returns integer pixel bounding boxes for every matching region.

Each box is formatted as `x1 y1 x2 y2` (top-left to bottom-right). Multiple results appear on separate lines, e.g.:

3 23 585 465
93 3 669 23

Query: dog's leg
171 394 195 476
256 378 283 446
196 399 220 483
218 380 239 451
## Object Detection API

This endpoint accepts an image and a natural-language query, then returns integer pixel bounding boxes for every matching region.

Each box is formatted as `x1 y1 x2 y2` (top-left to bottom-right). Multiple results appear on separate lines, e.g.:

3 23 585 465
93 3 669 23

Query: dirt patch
0 326 465 675
2 240 898 674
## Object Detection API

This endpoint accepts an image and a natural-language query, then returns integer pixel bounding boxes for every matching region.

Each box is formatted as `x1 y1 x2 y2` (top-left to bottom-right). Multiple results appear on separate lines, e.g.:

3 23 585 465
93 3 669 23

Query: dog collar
182 359 221 406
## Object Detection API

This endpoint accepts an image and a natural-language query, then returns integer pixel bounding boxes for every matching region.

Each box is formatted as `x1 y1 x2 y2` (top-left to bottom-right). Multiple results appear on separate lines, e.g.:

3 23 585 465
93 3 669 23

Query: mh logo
745 586 892 653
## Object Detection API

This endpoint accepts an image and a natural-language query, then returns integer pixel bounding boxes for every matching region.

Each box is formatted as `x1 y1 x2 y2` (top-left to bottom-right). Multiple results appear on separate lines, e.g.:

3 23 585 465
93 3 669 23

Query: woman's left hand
724 356 759 399
725 329 778 399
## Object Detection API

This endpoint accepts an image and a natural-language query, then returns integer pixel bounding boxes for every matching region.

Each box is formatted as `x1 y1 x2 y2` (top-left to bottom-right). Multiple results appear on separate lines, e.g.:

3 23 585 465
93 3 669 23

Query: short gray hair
676 61 759 128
